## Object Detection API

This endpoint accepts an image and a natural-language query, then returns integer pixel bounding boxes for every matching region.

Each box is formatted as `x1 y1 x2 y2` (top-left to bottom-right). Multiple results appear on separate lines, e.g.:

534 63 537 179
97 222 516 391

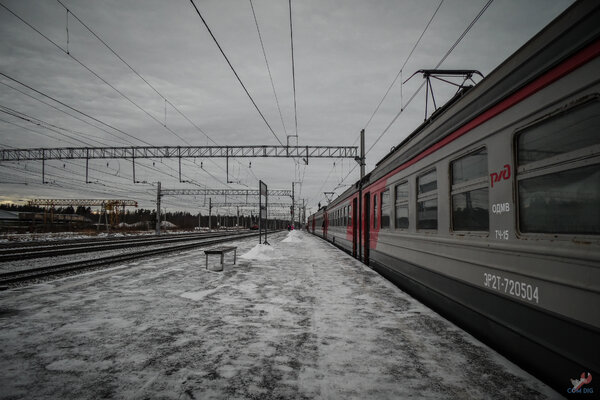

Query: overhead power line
331 0 495 197
54 0 218 148
0 72 152 146
0 3 190 145
1 4 235 188
366 0 494 156
0 80 135 146
363 0 445 129
289 0 298 138
188 0 284 147
0 105 115 147
249 0 288 138
52 0 241 185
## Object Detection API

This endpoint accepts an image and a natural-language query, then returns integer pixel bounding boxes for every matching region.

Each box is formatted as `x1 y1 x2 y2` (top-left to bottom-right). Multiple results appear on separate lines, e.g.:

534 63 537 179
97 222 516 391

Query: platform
0 230 562 399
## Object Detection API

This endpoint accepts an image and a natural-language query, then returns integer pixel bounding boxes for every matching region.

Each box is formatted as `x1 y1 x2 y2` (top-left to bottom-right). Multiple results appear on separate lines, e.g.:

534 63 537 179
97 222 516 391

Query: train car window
451 148 489 231
417 199 437 230
519 165 599 234
373 194 378 229
518 101 599 166
452 148 488 184
516 100 600 235
452 189 489 231
417 170 438 230
418 169 437 194
346 205 349 226
344 206 348 226
395 182 409 229
349 204 353 226
381 189 391 228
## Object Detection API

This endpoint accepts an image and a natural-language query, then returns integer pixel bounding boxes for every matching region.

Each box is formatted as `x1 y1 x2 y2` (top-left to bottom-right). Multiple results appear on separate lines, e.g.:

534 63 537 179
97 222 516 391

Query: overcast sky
0 0 573 217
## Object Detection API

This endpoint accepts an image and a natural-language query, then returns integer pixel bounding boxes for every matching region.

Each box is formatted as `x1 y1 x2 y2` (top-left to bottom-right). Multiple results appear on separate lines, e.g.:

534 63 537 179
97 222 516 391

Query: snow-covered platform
0 230 562 399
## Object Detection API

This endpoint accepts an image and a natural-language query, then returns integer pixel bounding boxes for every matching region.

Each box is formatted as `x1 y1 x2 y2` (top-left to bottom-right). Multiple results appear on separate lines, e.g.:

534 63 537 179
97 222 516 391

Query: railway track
0 230 267 288
0 231 244 262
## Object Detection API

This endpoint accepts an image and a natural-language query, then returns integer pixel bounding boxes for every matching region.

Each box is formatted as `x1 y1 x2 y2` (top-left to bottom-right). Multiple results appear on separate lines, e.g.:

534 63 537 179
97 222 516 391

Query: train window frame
346 205 350 226
349 203 353 227
417 169 438 231
345 205 348 226
450 147 489 234
394 181 409 230
373 193 378 229
345 206 350 227
514 97 600 237
381 189 391 229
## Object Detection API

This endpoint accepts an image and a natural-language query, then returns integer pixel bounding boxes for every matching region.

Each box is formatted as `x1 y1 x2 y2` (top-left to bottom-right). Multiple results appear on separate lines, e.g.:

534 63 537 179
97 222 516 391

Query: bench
204 246 237 271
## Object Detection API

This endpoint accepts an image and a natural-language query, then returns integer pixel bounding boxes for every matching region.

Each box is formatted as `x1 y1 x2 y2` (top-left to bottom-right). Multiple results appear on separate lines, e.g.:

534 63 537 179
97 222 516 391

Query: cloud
0 0 574 210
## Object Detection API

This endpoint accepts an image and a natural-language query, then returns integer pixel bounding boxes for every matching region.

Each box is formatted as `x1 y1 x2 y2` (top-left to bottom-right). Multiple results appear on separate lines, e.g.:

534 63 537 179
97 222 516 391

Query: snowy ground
0 237 247 274
0 230 153 243
0 229 225 243
0 230 563 399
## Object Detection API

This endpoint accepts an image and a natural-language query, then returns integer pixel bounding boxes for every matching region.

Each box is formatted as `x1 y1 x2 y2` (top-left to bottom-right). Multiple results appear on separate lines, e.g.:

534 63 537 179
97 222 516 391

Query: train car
308 205 327 239
309 1 600 395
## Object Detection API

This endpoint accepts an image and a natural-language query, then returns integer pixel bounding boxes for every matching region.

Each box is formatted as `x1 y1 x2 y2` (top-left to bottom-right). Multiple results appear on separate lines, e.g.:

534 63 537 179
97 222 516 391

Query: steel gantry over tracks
0 145 358 161
155 184 293 235
160 188 292 197
1 145 359 183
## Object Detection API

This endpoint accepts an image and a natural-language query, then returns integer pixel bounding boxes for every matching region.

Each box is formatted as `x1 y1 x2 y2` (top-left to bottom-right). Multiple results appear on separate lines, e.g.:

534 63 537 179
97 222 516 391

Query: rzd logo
490 164 511 188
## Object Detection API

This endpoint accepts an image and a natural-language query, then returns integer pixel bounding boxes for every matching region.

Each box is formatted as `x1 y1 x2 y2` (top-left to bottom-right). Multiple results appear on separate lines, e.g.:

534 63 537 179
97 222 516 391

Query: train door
352 198 358 257
363 192 370 265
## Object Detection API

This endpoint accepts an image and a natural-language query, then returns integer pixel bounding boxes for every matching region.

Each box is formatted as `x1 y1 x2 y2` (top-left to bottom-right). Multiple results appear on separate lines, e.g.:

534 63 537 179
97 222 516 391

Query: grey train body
308 1 600 396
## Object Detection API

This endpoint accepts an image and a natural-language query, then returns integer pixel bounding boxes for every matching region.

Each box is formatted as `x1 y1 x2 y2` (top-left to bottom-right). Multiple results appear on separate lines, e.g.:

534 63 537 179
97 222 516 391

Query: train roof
370 0 600 182
312 0 600 217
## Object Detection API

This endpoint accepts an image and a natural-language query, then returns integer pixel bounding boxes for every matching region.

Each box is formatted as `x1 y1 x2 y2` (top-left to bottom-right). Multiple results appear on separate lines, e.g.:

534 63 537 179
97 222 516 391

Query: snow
0 230 562 399
281 229 303 243
240 243 280 260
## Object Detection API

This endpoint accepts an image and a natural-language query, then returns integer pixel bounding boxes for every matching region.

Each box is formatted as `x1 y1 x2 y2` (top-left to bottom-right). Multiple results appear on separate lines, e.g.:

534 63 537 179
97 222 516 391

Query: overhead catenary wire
0 72 152 146
322 0 494 206
363 0 445 130
0 116 87 148
2 2 270 191
2 2 238 188
0 74 223 188
0 3 191 146
289 0 298 139
53 0 219 149
188 0 284 147
0 3 237 188
249 0 288 138
0 80 136 147
0 105 118 147
366 0 493 156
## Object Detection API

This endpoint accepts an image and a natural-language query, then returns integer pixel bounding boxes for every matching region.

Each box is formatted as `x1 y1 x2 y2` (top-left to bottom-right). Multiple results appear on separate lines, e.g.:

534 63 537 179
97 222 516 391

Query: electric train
308 1 600 395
